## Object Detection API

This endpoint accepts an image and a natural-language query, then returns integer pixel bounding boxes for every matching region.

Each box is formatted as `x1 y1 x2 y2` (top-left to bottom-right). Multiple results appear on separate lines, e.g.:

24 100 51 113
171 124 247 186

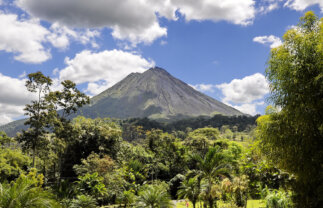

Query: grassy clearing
175 200 204 208
246 200 266 208
175 200 266 208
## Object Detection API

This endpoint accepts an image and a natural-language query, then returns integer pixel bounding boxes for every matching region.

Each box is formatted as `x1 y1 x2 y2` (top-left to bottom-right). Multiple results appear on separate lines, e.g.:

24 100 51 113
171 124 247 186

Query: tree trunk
32 145 36 167
209 199 214 208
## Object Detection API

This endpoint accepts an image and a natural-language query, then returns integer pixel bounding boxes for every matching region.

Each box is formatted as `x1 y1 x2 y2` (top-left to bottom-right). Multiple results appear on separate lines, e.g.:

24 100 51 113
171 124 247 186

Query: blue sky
0 0 322 124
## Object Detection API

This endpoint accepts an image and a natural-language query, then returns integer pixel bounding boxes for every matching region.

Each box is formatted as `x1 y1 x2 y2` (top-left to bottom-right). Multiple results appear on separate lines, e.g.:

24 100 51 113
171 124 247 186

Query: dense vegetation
0 12 321 208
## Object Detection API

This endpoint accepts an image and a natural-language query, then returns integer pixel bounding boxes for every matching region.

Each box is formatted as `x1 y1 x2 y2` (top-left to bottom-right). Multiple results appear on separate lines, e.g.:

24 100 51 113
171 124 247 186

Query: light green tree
257 11 323 207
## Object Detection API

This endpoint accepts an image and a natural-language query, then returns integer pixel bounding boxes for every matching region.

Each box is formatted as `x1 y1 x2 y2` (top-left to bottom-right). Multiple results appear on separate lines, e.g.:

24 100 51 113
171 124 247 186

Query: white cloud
216 73 269 104
0 12 100 64
0 12 51 63
190 84 217 93
253 35 282 48
112 22 167 46
257 0 282 14
17 0 257 45
58 50 155 95
284 0 323 12
47 23 100 49
17 0 167 46
171 0 256 25
0 73 35 125
231 102 265 115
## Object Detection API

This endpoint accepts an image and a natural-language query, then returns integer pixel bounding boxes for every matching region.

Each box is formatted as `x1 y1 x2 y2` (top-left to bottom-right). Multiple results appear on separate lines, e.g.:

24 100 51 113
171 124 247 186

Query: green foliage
76 172 107 198
177 177 200 208
0 147 31 182
188 127 220 140
259 11 323 207
74 153 115 177
0 169 60 208
61 117 122 178
189 146 234 208
117 190 136 207
136 184 173 208
20 71 53 167
70 195 97 208
241 141 292 199
264 189 293 208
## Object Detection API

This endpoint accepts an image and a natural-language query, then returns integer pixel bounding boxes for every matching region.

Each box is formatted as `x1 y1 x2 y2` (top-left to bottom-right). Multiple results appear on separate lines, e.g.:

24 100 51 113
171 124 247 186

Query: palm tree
70 195 97 208
136 184 173 208
177 177 200 208
0 176 60 208
191 147 231 208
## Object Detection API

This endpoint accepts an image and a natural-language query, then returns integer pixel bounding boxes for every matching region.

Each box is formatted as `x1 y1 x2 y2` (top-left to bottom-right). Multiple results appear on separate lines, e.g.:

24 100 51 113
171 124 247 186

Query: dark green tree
257 12 323 207
19 72 53 167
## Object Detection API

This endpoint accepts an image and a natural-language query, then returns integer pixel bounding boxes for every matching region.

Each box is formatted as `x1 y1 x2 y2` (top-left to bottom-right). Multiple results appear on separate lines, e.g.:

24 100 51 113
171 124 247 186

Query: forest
0 12 322 208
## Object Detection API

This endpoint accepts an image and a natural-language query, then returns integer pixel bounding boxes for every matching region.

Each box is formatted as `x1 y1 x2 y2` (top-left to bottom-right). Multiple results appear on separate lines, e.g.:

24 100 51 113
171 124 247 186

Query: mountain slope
79 67 243 119
1 67 243 136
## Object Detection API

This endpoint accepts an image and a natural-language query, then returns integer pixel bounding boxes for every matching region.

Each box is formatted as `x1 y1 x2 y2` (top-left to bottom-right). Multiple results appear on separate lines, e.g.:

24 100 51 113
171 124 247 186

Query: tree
191 147 232 208
48 80 89 140
136 184 173 208
0 147 31 182
19 72 53 167
70 195 97 208
177 177 200 208
257 12 323 207
0 169 60 208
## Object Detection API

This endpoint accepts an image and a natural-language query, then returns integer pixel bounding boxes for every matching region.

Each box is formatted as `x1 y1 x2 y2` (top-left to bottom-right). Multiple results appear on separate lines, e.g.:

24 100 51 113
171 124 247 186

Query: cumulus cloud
0 73 36 125
231 102 265 116
171 0 256 25
16 0 167 46
0 12 100 63
258 0 283 14
47 23 100 49
216 73 269 104
58 50 155 95
16 0 257 45
190 84 217 93
253 35 282 48
0 12 51 63
284 0 323 12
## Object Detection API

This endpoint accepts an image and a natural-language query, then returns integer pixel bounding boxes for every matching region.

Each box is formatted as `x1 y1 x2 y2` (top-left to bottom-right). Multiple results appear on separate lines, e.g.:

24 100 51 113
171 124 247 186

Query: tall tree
191 147 232 208
177 177 200 208
19 72 53 167
257 12 323 207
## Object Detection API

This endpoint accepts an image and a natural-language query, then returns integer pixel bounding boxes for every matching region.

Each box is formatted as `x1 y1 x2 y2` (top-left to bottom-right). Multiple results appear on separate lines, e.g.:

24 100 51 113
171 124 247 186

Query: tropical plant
76 172 107 199
0 170 60 208
136 184 173 208
117 190 136 207
191 147 232 208
70 194 97 208
264 189 293 208
177 177 200 208
0 147 31 182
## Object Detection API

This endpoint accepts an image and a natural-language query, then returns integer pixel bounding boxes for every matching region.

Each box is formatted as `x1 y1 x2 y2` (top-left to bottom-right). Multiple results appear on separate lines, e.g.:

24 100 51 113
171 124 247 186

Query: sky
0 0 322 125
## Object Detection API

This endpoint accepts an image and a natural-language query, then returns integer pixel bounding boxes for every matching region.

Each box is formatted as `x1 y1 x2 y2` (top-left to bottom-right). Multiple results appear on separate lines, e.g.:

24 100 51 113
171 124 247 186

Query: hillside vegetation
0 12 322 208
